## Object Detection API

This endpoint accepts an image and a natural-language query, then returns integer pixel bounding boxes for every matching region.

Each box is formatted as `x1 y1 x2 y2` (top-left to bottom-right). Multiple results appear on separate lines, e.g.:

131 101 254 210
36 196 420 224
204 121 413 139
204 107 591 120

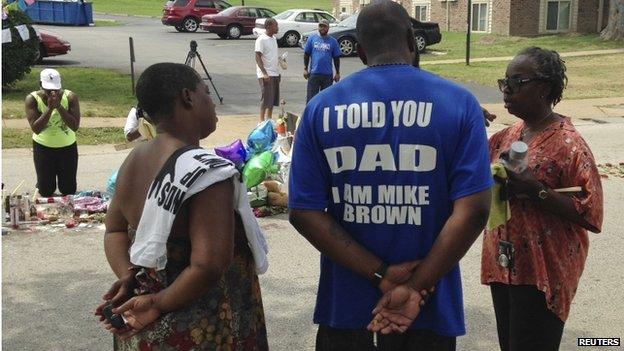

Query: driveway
34 14 501 116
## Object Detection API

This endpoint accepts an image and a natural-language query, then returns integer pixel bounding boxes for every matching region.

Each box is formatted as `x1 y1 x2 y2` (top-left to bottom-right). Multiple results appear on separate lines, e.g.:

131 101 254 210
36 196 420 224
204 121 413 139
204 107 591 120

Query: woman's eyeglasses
497 77 544 93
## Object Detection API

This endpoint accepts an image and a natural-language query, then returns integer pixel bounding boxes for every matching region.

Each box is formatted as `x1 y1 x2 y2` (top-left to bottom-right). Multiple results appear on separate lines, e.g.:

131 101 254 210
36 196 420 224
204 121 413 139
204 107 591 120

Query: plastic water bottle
501 141 528 173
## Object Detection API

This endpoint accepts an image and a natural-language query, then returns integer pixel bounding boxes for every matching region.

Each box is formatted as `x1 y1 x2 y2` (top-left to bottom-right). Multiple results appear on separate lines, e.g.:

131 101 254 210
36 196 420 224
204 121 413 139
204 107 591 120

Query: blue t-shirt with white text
304 33 341 76
288 65 493 336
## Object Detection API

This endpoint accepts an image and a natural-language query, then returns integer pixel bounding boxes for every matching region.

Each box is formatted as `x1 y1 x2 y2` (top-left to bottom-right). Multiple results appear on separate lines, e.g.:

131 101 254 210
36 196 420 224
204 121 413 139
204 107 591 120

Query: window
414 5 428 22
219 7 237 16
172 0 190 6
259 9 276 18
471 2 488 32
338 13 357 27
215 0 230 9
546 0 571 30
238 8 258 17
341 7 346 12
295 12 318 23
195 0 214 8
274 11 293 20
317 12 337 23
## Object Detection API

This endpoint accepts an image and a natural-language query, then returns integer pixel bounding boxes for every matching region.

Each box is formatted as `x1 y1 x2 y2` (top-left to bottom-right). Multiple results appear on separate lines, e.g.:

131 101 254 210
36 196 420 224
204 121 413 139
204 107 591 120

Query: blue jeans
306 74 333 102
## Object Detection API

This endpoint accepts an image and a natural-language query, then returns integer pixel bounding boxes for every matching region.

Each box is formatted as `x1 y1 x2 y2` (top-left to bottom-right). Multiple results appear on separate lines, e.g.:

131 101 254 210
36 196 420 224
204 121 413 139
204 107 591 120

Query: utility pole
466 0 472 65
446 0 450 31
129 37 136 95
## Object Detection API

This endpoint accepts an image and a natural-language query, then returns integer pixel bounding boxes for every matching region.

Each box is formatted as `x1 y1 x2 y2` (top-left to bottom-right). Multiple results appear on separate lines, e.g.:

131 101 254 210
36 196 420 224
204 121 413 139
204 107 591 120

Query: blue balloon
247 120 277 155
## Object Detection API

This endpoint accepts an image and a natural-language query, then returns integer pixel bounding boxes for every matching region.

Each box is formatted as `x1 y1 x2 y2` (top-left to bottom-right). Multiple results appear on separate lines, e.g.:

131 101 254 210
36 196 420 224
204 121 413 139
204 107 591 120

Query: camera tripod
184 40 224 104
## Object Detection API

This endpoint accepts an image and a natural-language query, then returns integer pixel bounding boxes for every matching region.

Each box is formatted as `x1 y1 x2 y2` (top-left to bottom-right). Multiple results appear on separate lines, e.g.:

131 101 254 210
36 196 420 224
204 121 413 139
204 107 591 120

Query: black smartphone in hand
102 302 127 330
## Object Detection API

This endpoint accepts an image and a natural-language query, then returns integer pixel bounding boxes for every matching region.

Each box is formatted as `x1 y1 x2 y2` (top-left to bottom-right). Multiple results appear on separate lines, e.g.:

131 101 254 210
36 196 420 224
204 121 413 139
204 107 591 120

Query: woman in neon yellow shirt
25 68 81 197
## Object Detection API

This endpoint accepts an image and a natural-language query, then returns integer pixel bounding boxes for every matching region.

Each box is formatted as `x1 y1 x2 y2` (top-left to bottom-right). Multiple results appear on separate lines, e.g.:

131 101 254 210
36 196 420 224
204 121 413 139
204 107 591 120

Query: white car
252 9 337 47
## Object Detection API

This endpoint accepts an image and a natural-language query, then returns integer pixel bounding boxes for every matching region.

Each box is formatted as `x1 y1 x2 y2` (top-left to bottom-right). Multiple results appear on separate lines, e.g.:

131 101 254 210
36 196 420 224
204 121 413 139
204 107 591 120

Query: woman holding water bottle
481 47 604 351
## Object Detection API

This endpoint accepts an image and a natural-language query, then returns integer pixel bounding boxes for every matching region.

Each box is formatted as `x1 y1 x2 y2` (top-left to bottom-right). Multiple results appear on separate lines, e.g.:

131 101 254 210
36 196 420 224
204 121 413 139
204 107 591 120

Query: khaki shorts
259 75 280 109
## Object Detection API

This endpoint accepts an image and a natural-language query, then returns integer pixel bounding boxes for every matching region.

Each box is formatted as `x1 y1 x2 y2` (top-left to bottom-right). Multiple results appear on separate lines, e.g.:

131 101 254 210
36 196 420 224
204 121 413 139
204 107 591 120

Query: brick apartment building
331 0 610 36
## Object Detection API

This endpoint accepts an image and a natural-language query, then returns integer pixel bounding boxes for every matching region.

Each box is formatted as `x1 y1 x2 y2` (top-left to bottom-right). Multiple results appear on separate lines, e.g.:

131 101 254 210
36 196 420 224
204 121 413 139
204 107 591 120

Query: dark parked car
162 0 231 32
36 31 71 62
301 13 441 56
200 6 276 39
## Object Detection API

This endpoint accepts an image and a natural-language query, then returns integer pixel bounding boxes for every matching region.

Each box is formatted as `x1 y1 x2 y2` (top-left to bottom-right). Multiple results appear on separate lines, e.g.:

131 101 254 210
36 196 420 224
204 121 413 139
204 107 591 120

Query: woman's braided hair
519 47 568 106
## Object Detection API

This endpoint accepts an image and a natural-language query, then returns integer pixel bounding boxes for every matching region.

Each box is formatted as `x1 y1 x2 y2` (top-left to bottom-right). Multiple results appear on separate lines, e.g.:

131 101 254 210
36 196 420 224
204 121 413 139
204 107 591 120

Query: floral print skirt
116 231 268 351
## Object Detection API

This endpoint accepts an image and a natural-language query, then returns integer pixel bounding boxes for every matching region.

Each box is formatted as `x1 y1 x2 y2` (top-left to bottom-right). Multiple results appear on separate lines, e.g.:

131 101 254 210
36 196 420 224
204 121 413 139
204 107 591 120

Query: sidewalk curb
2 114 259 129
421 48 624 65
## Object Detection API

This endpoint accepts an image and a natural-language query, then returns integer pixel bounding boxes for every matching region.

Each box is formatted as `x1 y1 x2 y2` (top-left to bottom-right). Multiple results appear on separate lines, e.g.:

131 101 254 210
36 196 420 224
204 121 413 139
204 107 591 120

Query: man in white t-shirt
254 18 280 122
124 106 141 142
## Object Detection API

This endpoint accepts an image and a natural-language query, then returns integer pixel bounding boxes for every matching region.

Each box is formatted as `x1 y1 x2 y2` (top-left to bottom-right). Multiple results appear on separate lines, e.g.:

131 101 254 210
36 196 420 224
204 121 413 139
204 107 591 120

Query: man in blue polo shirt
288 1 492 350
303 19 341 103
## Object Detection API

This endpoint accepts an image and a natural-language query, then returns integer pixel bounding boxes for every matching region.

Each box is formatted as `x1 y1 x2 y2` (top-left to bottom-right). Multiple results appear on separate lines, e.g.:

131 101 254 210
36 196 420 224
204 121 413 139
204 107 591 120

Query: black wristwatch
371 262 388 288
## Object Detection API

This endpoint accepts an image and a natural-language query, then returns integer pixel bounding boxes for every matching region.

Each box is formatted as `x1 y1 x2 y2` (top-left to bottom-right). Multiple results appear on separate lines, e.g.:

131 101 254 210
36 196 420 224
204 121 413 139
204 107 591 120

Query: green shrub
2 5 39 87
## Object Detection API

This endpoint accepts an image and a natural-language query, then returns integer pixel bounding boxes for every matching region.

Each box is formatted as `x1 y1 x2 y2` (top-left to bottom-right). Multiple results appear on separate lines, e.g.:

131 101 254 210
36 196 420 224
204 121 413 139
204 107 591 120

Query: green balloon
243 151 277 189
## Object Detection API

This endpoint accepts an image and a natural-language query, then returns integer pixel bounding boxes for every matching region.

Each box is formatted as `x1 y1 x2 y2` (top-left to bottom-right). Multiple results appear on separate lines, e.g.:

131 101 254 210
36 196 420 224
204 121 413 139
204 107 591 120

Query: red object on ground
276 123 286 134
65 219 76 228
35 196 64 204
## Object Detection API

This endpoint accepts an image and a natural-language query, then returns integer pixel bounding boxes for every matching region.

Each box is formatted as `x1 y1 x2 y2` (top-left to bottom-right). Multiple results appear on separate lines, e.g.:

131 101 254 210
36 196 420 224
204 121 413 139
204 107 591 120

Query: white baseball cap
40 68 61 90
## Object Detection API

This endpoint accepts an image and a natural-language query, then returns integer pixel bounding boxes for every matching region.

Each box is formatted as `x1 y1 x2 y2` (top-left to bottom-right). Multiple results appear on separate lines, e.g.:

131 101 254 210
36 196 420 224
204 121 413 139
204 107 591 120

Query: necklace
520 111 555 141
368 62 410 68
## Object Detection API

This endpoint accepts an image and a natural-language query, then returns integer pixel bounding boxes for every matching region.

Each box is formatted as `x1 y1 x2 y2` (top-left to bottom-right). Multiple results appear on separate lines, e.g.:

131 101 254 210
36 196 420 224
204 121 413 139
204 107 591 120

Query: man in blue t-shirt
303 19 341 103
288 2 492 350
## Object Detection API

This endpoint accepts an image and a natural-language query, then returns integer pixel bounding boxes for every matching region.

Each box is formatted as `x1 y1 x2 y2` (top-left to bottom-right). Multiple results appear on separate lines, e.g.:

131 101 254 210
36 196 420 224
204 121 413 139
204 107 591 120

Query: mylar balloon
214 139 247 167
242 151 278 189
247 120 277 155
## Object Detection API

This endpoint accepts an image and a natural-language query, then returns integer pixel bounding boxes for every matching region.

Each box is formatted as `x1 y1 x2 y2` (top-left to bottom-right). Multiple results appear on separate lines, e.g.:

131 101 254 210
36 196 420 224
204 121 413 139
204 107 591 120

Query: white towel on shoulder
130 147 269 274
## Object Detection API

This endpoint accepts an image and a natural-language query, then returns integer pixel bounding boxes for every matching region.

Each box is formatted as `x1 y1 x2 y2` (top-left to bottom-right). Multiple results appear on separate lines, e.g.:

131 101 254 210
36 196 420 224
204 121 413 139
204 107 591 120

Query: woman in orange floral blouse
482 47 603 351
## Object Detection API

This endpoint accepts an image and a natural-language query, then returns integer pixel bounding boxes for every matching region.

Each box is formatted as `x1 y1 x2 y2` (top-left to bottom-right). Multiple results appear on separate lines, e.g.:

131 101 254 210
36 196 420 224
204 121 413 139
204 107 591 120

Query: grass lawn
423 32 624 61
2 128 126 149
2 68 135 119
425 53 624 100
91 0 332 17
94 19 121 27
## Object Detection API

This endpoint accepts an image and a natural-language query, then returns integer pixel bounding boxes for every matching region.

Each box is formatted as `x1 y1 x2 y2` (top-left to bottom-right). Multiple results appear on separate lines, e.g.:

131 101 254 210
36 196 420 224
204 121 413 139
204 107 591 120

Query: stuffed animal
263 180 288 207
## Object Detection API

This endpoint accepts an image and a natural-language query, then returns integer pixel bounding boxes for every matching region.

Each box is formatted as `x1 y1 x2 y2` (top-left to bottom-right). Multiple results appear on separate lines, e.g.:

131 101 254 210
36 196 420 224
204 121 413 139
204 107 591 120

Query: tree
601 0 624 41
2 5 39 87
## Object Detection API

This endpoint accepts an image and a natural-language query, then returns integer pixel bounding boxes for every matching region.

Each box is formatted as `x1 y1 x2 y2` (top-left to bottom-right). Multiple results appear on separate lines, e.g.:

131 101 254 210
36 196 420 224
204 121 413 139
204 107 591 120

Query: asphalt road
3 121 624 350
33 14 500 116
